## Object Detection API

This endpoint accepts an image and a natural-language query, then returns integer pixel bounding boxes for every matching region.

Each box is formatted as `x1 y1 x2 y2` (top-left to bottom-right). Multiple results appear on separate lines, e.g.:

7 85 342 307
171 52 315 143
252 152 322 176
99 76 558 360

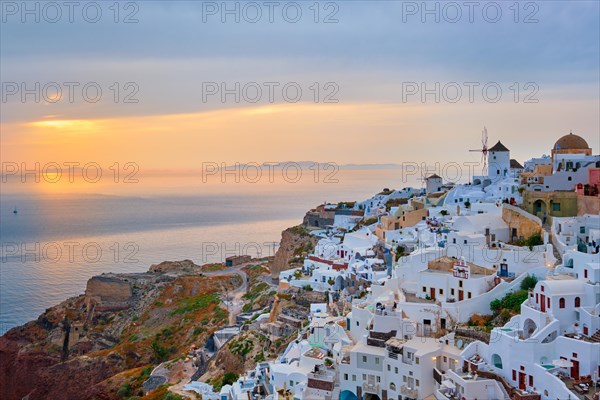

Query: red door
458 290 464 301
430 288 436 300
540 294 546 312
571 359 579 380
519 372 527 390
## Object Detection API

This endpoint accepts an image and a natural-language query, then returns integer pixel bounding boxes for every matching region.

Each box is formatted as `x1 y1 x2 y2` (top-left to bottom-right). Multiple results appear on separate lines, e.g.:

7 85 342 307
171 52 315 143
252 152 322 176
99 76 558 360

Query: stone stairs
590 329 600 343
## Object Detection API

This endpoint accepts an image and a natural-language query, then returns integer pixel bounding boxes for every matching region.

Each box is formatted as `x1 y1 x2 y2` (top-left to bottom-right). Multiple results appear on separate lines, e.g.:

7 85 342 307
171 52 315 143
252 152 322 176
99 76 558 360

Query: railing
401 385 418 399
362 382 380 394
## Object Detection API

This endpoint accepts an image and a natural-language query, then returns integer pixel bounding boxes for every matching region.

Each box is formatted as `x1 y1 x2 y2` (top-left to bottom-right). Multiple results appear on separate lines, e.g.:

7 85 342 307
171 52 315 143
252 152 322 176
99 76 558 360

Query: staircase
590 329 600 343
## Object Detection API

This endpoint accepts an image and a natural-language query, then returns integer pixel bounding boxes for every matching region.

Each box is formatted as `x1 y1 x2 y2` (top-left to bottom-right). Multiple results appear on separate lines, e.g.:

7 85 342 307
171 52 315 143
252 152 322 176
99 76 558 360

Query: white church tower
487 141 510 180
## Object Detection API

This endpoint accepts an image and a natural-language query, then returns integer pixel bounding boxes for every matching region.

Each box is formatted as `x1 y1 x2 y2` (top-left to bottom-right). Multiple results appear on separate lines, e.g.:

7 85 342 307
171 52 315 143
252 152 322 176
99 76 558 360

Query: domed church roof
554 132 590 150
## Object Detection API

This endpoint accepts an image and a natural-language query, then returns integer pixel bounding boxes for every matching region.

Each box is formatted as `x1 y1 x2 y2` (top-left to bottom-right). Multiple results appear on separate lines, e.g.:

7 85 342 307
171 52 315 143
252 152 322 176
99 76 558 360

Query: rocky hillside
0 261 241 400
268 225 319 276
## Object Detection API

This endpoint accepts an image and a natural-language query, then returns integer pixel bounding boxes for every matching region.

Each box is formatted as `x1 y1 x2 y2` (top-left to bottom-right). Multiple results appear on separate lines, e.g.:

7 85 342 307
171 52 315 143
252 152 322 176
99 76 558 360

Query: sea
0 167 422 334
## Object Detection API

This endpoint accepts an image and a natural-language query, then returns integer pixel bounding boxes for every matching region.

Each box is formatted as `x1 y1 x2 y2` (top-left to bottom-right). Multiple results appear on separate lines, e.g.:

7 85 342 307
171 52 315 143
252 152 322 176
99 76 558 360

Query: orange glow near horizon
2 100 598 174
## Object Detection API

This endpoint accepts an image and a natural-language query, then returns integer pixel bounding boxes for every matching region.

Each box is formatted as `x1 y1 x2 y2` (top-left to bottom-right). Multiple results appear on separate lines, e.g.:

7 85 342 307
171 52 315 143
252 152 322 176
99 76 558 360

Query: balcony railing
362 382 380 394
401 385 418 399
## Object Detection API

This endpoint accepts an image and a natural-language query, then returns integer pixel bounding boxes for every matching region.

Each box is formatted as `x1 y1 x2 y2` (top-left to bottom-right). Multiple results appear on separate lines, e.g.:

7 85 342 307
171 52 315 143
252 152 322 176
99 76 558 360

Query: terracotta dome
554 133 589 151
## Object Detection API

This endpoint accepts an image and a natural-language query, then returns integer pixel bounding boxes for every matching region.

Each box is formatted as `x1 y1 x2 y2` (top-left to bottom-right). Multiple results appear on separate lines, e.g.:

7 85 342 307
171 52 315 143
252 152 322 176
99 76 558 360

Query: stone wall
502 204 542 239
577 194 600 215
85 275 132 305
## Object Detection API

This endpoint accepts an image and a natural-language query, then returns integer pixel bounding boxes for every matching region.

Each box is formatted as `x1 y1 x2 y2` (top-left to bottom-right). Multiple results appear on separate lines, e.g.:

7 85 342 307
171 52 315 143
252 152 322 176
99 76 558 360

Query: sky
1 0 599 170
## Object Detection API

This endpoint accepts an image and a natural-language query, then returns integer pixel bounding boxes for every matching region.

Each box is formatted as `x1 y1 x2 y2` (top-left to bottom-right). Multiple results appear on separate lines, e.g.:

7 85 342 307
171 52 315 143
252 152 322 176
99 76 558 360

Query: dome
554 132 589 151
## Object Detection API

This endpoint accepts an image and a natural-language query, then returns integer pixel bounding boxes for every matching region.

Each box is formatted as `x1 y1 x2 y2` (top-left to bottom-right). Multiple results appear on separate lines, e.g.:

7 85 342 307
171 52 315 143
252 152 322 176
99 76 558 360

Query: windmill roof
426 174 442 180
489 141 509 152
510 159 524 169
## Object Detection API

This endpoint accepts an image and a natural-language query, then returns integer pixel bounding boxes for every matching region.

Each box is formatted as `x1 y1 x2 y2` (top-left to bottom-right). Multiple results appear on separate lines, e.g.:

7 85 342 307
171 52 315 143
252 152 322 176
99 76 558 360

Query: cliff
268 226 319 276
0 261 242 400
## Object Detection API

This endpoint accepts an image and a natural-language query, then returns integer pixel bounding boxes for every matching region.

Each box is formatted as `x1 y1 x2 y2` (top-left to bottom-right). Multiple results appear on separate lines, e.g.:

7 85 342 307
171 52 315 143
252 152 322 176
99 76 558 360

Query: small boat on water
13 207 18 214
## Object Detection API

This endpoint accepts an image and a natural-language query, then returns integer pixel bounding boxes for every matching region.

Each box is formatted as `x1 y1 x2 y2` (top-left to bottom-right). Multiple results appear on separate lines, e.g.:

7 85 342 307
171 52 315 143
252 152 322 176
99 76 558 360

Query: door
540 294 546 312
571 359 579 380
430 288 436 300
519 372 526 390
500 263 508 277
458 290 464 301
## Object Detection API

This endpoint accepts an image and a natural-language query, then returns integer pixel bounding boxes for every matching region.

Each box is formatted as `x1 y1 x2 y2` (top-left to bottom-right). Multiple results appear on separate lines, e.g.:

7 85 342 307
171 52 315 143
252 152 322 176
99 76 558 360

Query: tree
223 372 239 386
520 275 538 291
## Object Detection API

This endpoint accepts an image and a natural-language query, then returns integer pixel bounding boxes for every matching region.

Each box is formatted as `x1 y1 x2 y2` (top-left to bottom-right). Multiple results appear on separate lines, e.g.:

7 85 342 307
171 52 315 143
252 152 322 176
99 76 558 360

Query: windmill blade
482 127 488 147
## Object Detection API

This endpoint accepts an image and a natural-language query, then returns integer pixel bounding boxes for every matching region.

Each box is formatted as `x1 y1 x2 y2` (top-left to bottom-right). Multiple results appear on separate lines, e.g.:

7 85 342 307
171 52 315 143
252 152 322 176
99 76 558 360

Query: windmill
469 127 489 175
418 165 430 193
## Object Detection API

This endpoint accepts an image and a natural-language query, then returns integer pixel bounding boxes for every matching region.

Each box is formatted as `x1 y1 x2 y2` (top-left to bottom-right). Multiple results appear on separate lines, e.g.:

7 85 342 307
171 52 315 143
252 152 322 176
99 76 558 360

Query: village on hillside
183 131 600 400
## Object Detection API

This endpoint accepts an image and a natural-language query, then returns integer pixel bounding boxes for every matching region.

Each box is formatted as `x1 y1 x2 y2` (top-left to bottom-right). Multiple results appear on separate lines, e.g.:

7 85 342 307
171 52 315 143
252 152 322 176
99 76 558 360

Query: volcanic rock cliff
268 225 319 276
0 260 241 400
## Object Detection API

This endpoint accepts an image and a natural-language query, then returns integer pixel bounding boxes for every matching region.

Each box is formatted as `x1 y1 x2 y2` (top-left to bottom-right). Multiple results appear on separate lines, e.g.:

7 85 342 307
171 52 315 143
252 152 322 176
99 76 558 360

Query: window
377 376 381 383
352 375 356 382
423 286 427 292
395 367 398 374
362 374 366 380
451 288 455 295
568 176 572 181
443 356 447 362
584 269 588 279
356 321 359 326
468 292 472 299
512 370 517 380
289 380 294 387
416 357 420 365
439 288 444 295
573 353 577 358
547 298 550 308
387 365 390 371
580 226 586 234
459 281 463 288
344 373 348 381
375 357 380 365
575 297 581 307
390 383 396 391
362 356 367 362
464 240 467 244
529 375 533 386
541 286 544 292
416 379 420 387
403 376 407 382
553 203 561 211
559 298 565 308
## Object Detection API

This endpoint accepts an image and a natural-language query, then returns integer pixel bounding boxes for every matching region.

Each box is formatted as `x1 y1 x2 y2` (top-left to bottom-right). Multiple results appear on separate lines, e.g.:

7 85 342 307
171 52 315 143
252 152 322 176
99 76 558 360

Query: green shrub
524 233 543 250
223 372 239 386
117 383 132 398
151 340 170 362
520 275 538 291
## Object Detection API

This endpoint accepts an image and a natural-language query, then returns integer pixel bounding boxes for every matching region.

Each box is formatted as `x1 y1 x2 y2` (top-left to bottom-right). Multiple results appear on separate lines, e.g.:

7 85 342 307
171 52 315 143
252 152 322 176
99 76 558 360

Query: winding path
202 265 249 325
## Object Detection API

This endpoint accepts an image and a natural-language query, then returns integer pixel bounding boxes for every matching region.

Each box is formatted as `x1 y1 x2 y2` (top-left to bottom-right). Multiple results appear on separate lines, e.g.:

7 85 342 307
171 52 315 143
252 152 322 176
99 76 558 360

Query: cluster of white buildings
198 132 599 400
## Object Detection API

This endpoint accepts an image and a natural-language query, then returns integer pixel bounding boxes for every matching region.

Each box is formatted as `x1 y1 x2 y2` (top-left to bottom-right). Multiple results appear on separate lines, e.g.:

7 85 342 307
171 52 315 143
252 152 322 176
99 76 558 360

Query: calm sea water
0 169 417 333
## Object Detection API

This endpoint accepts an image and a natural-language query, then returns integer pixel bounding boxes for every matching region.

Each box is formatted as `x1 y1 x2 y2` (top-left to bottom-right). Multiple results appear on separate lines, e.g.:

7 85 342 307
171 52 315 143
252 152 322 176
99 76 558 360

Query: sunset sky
2 1 599 169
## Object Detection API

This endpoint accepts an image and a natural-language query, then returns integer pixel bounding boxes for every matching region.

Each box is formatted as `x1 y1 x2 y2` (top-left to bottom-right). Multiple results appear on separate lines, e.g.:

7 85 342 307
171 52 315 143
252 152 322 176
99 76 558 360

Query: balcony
401 385 418 399
362 382 380 394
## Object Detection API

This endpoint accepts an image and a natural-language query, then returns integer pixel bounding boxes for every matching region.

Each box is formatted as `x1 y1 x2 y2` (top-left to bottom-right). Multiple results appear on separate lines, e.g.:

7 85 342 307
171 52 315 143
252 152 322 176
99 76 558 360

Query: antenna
469 127 489 175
